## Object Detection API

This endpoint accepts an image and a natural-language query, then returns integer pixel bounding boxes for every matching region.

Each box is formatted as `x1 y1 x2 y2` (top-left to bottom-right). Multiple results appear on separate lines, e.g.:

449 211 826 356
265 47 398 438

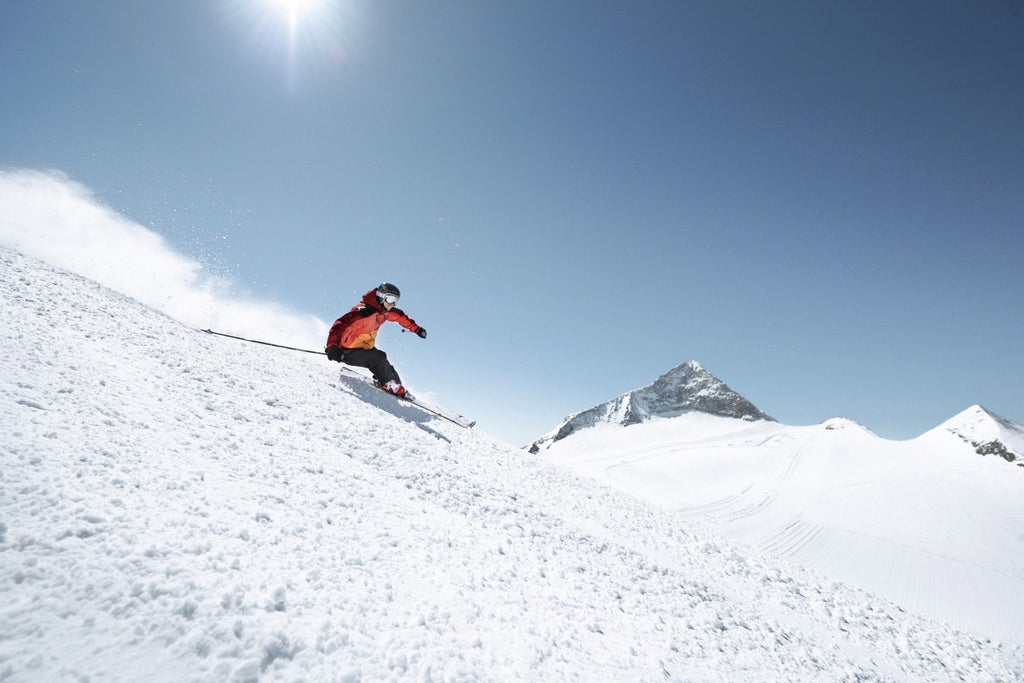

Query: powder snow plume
0 167 326 350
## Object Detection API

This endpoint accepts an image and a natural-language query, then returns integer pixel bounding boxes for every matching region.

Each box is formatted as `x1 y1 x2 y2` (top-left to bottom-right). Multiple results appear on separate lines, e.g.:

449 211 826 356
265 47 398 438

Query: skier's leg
341 348 401 385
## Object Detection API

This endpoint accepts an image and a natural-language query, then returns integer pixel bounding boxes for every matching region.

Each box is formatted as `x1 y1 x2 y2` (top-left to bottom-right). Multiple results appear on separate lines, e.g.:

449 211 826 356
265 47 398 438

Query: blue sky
2 0 1022 445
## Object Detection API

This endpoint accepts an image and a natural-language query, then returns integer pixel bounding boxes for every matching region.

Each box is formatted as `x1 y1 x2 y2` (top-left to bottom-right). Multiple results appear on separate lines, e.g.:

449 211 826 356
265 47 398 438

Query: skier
324 282 427 397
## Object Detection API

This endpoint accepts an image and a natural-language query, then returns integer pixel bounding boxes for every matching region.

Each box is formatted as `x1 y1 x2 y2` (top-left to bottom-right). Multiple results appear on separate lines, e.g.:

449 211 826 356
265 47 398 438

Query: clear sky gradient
2 0 1022 445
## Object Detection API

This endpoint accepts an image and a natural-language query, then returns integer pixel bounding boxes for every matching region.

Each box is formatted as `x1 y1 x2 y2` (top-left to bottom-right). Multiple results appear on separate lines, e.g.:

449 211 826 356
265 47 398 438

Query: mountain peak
529 360 772 451
640 361 765 420
936 404 1024 467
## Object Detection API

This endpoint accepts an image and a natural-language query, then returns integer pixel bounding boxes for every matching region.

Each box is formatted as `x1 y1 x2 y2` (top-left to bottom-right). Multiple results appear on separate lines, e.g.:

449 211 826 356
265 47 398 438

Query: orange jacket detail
326 289 420 350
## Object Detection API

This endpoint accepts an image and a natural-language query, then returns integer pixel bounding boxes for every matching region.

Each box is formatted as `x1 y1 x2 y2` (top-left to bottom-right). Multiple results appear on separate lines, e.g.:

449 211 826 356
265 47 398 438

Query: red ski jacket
326 289 420 350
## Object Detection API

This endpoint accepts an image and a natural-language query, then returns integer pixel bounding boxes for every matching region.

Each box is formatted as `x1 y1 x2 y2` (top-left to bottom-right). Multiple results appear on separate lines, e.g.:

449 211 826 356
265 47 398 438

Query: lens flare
227 0 357 88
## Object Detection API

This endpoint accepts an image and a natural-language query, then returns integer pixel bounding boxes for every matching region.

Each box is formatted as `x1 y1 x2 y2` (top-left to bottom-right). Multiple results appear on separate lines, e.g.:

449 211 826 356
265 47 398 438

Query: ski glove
415 327 427 339
325 346 345 362
358 306 376 317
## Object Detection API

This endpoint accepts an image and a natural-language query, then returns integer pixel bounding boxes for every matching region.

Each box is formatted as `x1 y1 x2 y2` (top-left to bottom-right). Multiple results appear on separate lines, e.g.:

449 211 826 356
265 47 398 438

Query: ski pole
200 328 325 355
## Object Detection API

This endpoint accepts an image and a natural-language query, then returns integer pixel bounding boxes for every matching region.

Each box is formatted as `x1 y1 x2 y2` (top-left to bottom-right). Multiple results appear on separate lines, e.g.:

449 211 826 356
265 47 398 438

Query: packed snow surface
541 408 1024 650
3 246 1023 681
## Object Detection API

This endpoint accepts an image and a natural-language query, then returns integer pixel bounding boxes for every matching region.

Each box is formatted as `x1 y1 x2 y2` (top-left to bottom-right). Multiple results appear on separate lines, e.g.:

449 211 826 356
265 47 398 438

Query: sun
265 0 320 40
228 0 354 85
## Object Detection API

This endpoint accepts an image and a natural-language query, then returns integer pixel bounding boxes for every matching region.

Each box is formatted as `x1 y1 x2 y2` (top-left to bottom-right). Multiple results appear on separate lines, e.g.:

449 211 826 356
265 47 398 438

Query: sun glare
267 0 318 17
231 0 354 86
266 0 318 41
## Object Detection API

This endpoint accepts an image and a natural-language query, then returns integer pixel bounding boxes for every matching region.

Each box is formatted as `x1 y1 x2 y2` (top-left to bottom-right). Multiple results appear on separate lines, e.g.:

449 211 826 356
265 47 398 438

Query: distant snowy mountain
820 416 876 434
534 377 1024 647
538 408 1024 647
529 360 772 452
929 404 1024 467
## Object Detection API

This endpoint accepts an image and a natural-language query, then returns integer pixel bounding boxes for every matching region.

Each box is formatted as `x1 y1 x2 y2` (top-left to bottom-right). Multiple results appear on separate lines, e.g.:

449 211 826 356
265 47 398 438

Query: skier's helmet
375 282 401 306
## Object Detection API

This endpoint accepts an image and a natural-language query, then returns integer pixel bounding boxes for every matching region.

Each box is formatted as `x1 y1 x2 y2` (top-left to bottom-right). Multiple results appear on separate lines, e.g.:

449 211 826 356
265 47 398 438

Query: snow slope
2 246 1023 681
540 410 1024 650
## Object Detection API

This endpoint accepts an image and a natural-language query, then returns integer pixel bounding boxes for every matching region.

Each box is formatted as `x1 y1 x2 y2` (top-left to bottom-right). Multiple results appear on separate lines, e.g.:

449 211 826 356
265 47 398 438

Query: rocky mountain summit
529 360 772 452
932 404 1024 467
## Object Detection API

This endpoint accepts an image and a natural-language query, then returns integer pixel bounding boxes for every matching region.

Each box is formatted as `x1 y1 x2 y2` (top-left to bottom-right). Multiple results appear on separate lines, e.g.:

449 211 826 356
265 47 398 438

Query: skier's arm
387 308 423 336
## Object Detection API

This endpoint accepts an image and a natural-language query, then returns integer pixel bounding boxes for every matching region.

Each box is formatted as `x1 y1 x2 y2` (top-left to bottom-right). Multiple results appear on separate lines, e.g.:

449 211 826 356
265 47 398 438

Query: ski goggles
378 292 400 305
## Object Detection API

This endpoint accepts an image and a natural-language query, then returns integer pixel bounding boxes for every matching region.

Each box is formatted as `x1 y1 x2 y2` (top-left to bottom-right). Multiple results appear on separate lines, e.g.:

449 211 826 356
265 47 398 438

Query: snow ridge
936 404 1024 467
530 360 772 451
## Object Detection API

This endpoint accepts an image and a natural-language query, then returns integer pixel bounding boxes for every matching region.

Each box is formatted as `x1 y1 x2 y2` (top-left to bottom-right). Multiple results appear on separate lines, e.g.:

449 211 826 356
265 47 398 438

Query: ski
199 328 475 429
337 366 476 429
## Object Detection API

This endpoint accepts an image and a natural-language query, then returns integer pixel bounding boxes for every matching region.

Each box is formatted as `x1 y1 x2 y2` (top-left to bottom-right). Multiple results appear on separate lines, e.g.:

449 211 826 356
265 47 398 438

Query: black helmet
375 282 401 305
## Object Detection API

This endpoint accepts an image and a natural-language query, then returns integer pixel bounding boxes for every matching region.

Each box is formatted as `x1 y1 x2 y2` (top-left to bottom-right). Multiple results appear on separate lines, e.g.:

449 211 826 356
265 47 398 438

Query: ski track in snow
2 247 1024 681
711 430 1024 651
547 411 1024 655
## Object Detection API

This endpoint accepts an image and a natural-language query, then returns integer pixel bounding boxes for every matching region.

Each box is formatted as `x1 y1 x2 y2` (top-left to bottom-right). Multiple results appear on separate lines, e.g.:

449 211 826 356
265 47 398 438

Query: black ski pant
341 347 401 386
